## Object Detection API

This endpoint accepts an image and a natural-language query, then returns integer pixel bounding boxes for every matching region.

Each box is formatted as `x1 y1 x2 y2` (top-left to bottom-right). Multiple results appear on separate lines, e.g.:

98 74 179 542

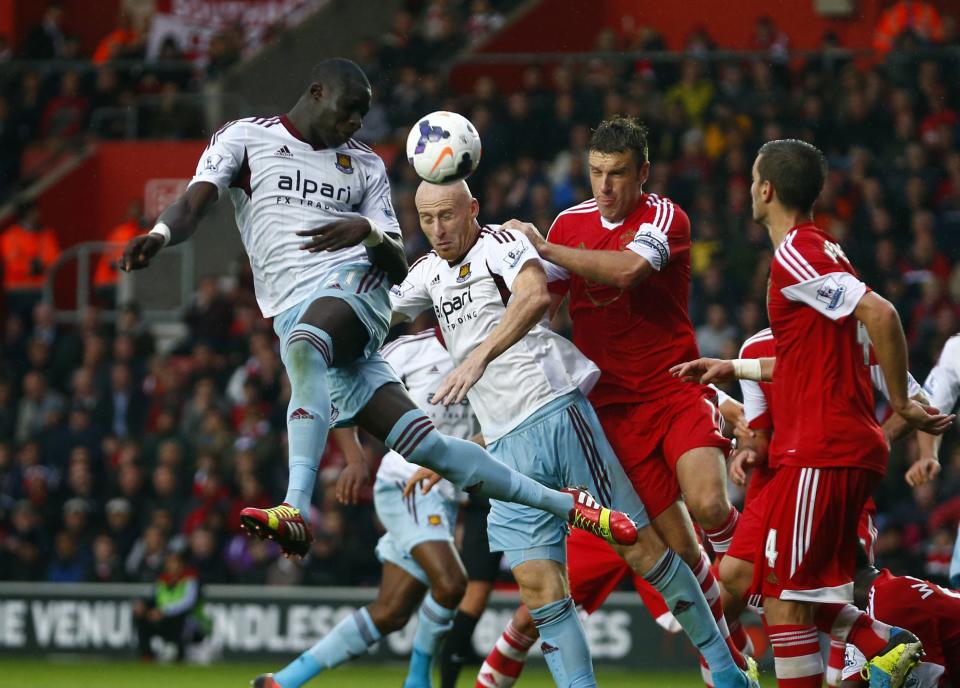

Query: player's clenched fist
120 233 164 271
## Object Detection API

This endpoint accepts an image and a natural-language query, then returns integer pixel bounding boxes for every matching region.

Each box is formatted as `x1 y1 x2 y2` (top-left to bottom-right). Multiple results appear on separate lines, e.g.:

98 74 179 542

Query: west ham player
671 139 953 688
254 330 474 688
391 180 755 688
922 334 960 589
120 58 631 560
507 116 750 670
839 548 960 687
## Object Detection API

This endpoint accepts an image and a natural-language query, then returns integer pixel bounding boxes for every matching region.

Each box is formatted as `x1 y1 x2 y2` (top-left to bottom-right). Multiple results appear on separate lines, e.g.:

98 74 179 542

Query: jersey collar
279 114 324 151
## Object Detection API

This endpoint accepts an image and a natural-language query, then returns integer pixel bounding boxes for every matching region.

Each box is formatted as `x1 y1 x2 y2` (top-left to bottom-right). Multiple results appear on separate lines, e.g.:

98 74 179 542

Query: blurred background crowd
1 0 959 592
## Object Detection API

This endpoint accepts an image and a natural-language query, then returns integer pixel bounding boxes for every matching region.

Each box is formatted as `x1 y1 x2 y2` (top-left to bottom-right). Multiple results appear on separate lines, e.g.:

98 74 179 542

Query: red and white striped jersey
188 115 400 317
546 193 703 407
767 223 886 473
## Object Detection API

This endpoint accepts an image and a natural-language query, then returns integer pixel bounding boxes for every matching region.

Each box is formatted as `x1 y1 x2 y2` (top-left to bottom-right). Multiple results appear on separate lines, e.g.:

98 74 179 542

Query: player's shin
643 548 742 682
476 620 536 688
385 410 573 519
814 603 892 659
273 608 380 688
404 594 457 688
282 325 334 517
528 597 596 688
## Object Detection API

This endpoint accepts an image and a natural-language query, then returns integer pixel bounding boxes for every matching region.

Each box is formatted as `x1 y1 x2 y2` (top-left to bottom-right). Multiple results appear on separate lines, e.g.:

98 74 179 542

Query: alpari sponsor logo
275 170 353 207
434 286 479 330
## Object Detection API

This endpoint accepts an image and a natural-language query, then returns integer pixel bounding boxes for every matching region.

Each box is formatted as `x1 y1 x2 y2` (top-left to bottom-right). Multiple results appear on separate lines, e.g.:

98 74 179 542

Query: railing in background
41 240 195 325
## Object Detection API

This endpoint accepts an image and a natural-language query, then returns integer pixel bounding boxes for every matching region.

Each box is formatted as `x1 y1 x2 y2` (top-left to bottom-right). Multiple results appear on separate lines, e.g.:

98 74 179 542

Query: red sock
476 621 535 688
826 637 846 688
768 624 823 687
814 602 891 659
692 549 747 670
728 618 754 657
703 507 739 562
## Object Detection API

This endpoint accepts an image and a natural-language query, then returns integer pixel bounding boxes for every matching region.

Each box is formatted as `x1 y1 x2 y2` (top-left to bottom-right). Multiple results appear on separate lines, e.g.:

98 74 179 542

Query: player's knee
719 557 751 600
367 600 413 635
285 335 330 381
688 494 731 531
432 573 467 609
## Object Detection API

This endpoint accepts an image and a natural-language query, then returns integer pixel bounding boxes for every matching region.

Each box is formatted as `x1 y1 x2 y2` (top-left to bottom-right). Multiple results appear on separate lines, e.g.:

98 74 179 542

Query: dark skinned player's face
308 79 371 148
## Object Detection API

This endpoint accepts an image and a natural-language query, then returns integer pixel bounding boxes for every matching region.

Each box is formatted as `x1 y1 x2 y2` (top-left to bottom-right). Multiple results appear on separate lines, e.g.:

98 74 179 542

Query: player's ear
638 160 650 187
470 197 479 220
307 81 323 101
761 179 774 204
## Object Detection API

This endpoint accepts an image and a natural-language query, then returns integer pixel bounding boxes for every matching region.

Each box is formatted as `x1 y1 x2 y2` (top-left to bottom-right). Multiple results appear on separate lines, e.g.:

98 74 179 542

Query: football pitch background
0 661 776 687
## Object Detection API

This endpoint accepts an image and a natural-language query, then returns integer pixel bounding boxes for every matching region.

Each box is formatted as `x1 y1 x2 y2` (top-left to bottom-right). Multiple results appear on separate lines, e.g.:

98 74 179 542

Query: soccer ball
406 111 482 184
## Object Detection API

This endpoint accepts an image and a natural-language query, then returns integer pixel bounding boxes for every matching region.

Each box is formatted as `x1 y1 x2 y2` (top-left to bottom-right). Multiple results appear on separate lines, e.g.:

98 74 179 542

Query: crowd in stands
1 1 959 591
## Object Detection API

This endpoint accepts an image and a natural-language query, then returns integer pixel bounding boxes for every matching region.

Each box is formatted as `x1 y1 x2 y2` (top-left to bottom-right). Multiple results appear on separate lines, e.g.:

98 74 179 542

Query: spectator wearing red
874 0 944 53
41 70 89 139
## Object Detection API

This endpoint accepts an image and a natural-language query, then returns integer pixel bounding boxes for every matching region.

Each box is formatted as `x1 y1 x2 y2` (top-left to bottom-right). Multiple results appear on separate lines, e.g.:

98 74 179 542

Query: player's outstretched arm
432 261 551 406
120 181 218 271
670 356 775 385
504 219 654 290
856 292 955 434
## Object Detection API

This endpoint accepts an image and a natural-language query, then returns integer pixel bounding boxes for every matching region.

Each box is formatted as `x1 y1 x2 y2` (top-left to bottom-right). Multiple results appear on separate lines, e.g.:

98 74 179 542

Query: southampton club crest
335 153 354 174
456 262 472 283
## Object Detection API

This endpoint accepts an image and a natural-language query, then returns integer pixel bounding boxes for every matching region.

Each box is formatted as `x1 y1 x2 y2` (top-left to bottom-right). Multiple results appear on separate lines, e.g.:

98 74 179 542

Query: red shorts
566 528 669 622
744 461 778 507
753 465 882 603
597 387 731 519
858 498 878 565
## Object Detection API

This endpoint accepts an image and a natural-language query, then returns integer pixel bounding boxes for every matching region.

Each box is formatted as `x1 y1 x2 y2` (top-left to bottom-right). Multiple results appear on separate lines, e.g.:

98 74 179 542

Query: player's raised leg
240 296 371 556
353 383 637 546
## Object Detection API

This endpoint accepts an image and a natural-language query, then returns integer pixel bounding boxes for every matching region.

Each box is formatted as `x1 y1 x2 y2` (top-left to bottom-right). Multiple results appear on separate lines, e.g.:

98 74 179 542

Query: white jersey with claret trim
390 226 600 442
923 333 960 415
376 330 478 501
188 115 400 317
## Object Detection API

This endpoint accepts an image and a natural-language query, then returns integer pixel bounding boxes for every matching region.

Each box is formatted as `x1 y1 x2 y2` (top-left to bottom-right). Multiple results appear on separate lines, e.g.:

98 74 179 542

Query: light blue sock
386 410 573 519
274 608 381 688
403 594 456 688
644 550 736 677
282 324 333 519
529 597 596 688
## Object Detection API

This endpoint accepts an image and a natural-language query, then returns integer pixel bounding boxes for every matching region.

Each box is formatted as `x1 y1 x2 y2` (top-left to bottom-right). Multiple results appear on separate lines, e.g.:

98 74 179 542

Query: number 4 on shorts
765 528 778 568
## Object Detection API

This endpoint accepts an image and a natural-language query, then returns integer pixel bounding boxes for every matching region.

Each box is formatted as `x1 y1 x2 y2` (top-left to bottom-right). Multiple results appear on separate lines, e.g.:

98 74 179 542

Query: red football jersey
547 195 702 407
868 569 960 678
767 223 887 473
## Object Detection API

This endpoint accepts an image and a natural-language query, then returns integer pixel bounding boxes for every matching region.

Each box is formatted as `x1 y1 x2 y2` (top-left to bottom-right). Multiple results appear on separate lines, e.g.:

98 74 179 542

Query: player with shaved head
389 179 757 688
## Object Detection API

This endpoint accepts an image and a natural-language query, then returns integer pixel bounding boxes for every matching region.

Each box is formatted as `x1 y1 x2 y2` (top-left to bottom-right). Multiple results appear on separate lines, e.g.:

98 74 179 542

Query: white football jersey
188 115 400 317
390 226 600 442
923 333 960 415
376 329 478 501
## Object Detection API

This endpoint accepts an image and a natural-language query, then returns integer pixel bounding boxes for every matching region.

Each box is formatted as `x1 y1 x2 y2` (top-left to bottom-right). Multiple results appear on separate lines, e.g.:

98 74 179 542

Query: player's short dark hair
589 116 650 168
756 139 827 214
310 58 369 91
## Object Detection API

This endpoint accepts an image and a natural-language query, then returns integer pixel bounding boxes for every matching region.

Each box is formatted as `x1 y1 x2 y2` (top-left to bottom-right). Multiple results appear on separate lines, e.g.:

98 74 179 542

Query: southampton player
121 59 632 561
721 328 937 688
672 139 954 688
255 330 474 688
506 116 751 671
839 548 960 687
391 180 756 688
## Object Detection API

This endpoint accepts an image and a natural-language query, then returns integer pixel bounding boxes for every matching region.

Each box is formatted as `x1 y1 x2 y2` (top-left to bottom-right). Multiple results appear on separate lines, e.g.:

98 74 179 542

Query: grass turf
0 660 771 687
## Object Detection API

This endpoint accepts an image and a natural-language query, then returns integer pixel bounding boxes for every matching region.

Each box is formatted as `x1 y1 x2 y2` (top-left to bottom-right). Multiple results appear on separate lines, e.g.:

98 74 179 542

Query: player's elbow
616 256 653 290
